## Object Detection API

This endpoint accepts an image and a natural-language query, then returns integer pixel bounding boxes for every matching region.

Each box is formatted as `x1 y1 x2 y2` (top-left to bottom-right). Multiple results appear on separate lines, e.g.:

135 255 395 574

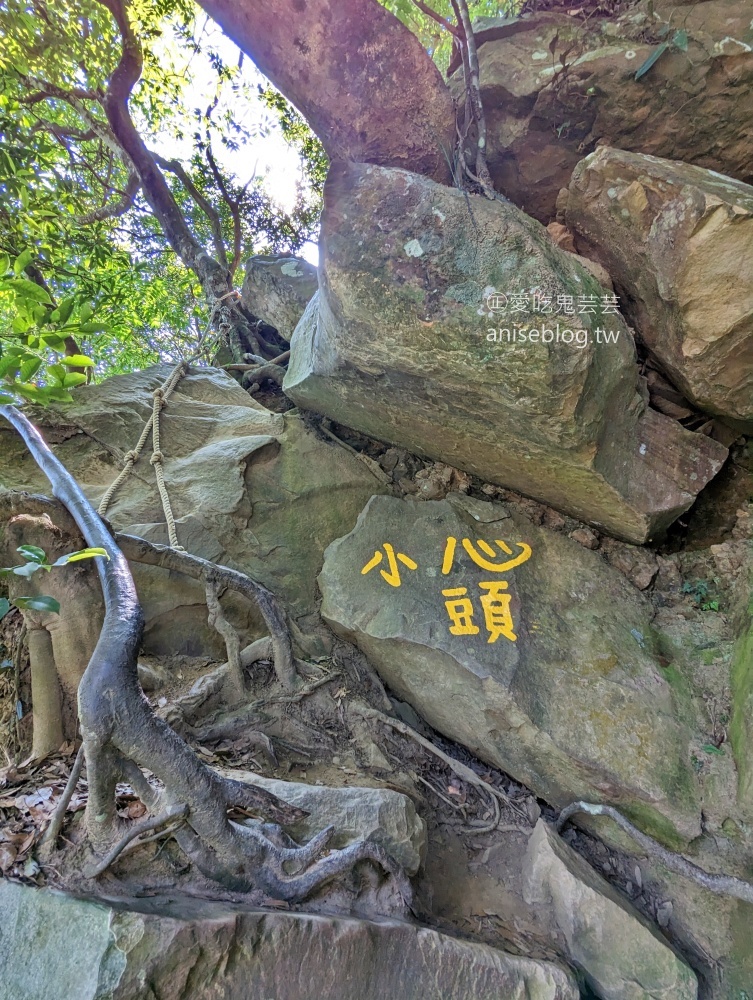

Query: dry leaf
0 844 17 872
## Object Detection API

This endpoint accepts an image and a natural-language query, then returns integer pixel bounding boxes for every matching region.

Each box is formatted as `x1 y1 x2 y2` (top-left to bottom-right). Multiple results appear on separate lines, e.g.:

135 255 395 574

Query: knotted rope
97 360 189 549
97 288 242 547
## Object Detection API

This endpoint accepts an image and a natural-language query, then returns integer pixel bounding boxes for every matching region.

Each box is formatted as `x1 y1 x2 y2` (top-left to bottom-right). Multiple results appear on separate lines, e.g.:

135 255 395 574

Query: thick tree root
1 404 410 906
86 802 189 877
558 802 753 905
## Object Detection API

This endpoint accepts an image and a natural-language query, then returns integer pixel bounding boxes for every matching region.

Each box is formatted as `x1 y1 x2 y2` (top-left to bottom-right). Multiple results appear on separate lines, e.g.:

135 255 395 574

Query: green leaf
672 28 688 52
79 302 94 322
635 41 670 80
19 356 42 381
61 354 95 368
62 372 87 388
0 355 21 378
0 252 10 275
17 544 48 564
57 297 75 324
0 598 10 619
13 248 33 275
13 595 60 614
52 547 109 567
9 278 52 304
13 382 46 402
77 322 109 334
43 387 74 402
47 363 67 385
12 561 44 578
40 334 68 351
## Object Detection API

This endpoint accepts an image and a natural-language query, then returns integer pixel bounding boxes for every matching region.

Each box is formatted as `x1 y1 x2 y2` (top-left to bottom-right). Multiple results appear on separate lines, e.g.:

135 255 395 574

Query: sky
152 15 320 265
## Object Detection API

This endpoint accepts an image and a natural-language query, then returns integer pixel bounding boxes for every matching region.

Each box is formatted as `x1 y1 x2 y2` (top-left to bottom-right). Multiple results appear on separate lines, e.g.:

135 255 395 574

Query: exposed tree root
40 743 85 859
86 802 189 877
355 703 529 827
557 802 753 905
113 532 297 691
0 404 410 905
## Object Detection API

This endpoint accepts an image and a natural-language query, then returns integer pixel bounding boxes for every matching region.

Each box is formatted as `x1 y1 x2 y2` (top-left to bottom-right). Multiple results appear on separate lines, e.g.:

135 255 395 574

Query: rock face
453 1 753 222
0 882 579 1000
523 821 699 1000
284 161 727 544
0 365 387 655
241 255 317 341
225 770 426 874
319 493 702 845
563 147 753 428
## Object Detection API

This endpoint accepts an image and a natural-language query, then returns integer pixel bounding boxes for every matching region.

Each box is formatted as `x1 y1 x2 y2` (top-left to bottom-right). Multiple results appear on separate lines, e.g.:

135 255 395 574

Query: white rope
97 361 189 549
97 288 241 546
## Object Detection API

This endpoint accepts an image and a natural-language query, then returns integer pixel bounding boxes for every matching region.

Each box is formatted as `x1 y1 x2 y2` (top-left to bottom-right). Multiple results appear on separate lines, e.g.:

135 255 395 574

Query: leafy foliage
0 544 109 619
0 0 323 400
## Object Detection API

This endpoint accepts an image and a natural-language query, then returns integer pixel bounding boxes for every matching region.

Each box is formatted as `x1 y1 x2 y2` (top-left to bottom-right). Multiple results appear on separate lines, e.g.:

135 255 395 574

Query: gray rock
564 147 753 428
319 494 702 845
0 882 579 1000
284 161 727 544
242 255 318 341
523 820 698 1000
225 769 426 874
0 365 388 656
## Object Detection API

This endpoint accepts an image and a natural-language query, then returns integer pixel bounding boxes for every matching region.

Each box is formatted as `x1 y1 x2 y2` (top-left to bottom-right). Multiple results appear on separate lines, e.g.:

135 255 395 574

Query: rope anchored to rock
97 360 189 549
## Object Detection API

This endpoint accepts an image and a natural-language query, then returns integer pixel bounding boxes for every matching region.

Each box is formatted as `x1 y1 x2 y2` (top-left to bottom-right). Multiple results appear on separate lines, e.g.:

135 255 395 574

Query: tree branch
206 146 242 279
151 152 228 269
75 170 140 225
410 0 460 36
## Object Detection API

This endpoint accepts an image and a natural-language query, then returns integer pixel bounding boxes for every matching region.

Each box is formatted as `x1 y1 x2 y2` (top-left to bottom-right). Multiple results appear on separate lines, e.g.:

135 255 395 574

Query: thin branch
355 704 528 823
151 152 228 269
557 802 753 905
409 0 460 36
206 146 242 278
75 170 140 225
39 744 85 858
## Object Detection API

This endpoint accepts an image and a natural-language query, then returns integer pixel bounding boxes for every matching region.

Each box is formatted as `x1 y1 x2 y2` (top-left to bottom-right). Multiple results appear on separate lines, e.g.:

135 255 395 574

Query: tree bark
195 0 456 184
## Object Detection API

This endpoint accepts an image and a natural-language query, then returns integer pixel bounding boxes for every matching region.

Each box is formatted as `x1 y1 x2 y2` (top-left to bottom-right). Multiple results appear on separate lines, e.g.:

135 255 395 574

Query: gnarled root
1 403 410 906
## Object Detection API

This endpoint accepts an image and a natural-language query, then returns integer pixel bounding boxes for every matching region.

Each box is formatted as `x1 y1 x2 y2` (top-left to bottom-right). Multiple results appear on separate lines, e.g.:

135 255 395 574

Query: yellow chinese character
442 587 480 636
441 536 458 574
462 537 532 573
479 581 517 643
361 543 418 588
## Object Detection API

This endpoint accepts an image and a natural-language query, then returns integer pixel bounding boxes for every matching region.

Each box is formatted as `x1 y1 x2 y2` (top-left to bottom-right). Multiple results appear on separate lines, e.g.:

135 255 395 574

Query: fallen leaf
0 844 17 872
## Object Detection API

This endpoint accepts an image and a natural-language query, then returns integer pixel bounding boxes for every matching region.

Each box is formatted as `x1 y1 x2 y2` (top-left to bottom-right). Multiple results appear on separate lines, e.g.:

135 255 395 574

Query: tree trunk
196 0 456 184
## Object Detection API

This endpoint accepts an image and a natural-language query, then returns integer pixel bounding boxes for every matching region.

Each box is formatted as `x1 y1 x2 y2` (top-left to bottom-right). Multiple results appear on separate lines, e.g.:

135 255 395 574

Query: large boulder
563 147 753 428
523 821 698 1000
241 255 317 341
451 0 753 222
284 161 727 544
0 882 579 1000
319 493 703 846
0 365 388 656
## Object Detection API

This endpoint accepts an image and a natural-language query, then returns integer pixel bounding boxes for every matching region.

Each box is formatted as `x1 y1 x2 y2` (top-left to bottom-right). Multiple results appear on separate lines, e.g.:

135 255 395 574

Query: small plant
0 544 108 619
681 578 722 612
